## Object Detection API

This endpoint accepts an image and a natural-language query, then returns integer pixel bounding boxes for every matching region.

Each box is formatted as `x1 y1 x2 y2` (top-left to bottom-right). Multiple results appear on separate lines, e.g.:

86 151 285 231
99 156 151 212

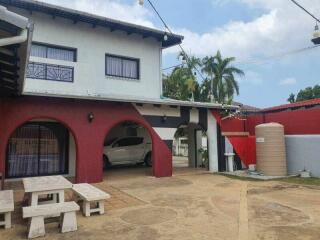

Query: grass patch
219 173 320 186
218 173 264 182
278 177 320 186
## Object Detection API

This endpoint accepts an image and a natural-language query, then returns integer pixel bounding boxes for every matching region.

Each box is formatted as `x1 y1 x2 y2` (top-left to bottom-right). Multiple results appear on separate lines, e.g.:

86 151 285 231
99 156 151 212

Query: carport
102 120 153 177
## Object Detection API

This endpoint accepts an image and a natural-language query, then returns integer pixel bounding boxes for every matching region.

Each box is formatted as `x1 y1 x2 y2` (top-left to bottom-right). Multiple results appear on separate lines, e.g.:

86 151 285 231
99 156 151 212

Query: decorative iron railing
27 62 74 82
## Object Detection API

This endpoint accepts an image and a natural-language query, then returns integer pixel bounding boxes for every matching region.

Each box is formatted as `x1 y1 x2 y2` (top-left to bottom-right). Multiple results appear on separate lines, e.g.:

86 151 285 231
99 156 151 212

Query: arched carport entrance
5 118 77 180
102 120 154 179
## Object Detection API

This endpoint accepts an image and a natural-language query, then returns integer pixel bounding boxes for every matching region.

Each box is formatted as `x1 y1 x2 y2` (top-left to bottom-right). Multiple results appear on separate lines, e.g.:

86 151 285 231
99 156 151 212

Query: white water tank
255 123 287 176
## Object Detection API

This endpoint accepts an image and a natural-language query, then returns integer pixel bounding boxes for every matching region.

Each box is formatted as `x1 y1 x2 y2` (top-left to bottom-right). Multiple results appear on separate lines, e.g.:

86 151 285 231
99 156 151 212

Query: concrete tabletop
23 175 73 193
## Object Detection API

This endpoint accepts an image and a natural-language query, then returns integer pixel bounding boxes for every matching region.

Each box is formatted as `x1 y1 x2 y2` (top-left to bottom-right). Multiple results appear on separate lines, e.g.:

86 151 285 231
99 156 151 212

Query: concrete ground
2 167 320 240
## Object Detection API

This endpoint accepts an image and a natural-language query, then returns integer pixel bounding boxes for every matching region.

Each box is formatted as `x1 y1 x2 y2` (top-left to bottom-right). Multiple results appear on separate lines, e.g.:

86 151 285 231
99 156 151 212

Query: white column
207 111 219 172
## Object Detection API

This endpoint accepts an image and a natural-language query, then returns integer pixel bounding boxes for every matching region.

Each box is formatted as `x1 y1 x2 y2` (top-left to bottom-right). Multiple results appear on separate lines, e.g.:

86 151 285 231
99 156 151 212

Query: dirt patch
255 226 320 240
113 177 192 190
211 195 240 219
120 207 177 225
248 184 299 195
250 199 310 227
151 194 194 208
135 226 160 240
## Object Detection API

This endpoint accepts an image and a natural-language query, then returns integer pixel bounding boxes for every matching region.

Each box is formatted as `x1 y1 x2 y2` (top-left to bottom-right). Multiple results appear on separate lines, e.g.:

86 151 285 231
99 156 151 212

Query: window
31 43 76 62
6 123 69 178
106 54 139 79
113 137 143 147
27 62 74 82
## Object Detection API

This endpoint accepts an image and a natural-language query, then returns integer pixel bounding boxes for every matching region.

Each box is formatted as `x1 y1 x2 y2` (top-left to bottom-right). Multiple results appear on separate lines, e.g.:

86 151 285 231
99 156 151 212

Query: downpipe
0 29 28 47
0 5 29 47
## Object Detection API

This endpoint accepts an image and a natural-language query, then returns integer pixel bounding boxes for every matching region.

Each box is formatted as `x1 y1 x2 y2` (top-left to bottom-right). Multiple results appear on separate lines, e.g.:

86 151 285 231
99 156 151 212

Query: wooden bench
0 190 14 229
22 202 79 239
73 183 110 217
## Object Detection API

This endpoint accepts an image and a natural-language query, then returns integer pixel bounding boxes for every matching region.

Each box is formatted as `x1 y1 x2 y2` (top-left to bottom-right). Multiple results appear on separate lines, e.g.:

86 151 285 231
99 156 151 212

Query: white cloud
279 77 297 86
41 0 320 63
166 0 320 61
238 70 263 85
41 0 155 27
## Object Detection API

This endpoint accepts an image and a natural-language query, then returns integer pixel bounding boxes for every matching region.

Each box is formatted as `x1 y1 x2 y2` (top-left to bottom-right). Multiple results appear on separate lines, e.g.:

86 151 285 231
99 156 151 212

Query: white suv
103 137 152 168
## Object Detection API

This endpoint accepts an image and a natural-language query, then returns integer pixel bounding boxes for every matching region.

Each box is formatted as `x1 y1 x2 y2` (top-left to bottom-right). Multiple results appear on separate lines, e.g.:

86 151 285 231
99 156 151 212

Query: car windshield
104 138 117 146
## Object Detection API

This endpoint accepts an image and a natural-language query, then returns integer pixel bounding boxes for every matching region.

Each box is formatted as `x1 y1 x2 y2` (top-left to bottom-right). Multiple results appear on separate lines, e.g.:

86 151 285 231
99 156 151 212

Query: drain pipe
0 5 29 47
0 29 28 47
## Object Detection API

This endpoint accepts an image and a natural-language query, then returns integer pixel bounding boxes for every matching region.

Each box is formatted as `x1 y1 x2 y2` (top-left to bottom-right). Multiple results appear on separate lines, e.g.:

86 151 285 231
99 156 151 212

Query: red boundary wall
220 108 320 135
215 107 320 166
0 96 172 183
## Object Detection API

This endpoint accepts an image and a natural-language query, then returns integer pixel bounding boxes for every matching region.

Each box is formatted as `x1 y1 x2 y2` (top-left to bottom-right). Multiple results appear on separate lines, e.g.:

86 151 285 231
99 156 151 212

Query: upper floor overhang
0 4 33 97
23 90 239 111
0 0 184 49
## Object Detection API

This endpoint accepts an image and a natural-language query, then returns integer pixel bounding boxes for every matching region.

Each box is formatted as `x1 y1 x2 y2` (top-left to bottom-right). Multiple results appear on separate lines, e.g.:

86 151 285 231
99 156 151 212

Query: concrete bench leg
28 216 45 239
61 212 77 233
82 201 105 217
98 201 104 215
4 212 11 229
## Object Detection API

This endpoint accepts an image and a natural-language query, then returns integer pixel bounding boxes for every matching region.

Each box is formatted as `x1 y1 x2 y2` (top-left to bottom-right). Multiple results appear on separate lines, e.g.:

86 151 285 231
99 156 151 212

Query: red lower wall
217 107 320 166
0 96 172 183
228 136 256 166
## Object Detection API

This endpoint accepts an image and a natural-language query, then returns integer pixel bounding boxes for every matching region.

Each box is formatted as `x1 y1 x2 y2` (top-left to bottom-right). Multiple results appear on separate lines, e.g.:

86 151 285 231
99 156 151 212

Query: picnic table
23 176 73 206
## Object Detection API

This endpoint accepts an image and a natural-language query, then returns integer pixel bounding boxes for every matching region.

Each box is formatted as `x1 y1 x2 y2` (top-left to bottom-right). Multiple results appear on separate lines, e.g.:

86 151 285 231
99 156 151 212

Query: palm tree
179 52 201 101
201 56 216 102
202 51 244 103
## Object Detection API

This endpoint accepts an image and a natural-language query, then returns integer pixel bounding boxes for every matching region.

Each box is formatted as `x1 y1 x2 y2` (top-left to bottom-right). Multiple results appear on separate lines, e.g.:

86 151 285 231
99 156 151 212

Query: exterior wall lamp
88 112 94 123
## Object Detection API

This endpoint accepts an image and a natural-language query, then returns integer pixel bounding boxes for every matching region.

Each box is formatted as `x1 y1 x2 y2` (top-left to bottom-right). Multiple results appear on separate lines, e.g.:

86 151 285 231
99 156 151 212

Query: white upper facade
3 1 183 101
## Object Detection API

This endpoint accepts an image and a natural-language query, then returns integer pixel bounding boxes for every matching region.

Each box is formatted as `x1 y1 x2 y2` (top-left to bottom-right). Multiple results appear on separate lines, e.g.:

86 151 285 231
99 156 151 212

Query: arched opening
172 123 208 173
5 119 77 180
103 120 153 179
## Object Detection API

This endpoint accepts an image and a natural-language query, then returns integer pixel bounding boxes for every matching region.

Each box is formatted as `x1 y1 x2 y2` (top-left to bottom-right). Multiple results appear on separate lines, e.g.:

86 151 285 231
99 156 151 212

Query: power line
289 0 320 23
162 63 185 71
145 0 206 81
236 44 320 66
162 44 320 71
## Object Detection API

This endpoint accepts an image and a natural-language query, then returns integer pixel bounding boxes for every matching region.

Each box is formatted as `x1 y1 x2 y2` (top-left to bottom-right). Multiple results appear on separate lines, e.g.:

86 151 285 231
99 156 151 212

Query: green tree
202 51 244 103
201 56 216 102
287 93 296 103
296 87 314 102
294 85 320 102
163 53 201 101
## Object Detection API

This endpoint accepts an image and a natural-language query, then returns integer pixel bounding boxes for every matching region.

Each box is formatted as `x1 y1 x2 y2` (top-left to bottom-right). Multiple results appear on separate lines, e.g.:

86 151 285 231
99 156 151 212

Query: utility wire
163 44 320 71
162 63 185 71
289 0 320 23
236 44 320 66
145 0 206 81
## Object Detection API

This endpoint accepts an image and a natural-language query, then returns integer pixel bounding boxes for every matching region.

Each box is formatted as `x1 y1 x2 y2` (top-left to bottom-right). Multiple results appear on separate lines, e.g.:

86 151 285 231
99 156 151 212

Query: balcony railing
27 62 74 82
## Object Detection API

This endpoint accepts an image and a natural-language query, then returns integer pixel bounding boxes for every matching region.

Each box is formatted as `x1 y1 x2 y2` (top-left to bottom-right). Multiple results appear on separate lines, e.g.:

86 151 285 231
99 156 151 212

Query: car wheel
144 152 152 167
103 155 111 169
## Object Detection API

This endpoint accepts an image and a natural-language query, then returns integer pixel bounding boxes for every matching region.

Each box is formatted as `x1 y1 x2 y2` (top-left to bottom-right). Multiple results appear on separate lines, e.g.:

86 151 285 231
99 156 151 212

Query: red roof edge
262 98 320 112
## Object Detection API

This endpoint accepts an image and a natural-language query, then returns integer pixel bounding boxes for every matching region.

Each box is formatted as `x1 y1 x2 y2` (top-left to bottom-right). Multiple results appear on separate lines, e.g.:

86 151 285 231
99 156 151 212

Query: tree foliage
288 85 320 103
163 51 244 104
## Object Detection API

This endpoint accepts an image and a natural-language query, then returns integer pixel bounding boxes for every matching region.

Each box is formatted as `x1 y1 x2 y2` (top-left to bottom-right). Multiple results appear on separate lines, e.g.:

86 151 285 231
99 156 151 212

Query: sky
42 0 320 108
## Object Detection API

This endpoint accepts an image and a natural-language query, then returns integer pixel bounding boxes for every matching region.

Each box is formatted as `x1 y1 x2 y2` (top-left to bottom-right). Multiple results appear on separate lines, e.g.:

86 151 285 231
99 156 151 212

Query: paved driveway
2 169 320 240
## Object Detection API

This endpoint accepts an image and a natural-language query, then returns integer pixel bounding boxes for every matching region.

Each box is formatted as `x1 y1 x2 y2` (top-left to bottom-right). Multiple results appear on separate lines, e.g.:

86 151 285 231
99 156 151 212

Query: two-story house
0 0 236 184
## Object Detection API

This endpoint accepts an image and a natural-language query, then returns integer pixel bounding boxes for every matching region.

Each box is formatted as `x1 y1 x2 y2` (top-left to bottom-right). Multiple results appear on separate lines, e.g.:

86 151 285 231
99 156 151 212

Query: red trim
0 97 172 183
262 98 320 112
